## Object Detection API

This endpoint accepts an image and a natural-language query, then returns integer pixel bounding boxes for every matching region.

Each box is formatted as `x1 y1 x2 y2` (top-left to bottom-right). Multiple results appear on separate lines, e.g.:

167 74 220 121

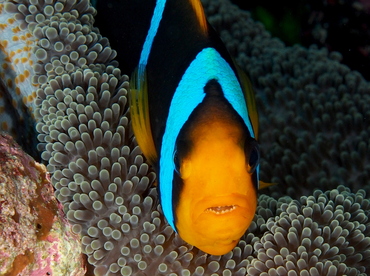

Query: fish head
174 120 258 255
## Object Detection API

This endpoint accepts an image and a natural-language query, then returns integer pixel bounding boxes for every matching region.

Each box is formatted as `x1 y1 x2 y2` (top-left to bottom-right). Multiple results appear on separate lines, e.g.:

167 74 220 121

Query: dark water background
230 0 370 81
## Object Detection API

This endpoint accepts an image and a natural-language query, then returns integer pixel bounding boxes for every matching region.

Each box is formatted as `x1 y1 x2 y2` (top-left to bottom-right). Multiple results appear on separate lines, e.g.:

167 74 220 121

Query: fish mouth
193 194 251 221
205 205 237 214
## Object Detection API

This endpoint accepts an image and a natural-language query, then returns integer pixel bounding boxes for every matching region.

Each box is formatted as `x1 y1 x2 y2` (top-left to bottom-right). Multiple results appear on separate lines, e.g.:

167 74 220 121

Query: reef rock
0 133 85 276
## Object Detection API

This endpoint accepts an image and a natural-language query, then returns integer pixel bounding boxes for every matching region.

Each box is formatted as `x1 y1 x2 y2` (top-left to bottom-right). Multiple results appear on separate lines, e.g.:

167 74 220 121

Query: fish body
96 0 260 255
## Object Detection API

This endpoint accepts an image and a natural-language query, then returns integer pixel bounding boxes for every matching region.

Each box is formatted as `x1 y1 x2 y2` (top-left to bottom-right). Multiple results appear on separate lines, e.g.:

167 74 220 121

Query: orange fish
98 0 263 255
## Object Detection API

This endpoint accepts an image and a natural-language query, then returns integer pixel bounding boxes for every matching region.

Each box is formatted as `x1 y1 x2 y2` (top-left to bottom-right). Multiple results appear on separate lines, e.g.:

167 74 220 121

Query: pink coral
0 133 85 276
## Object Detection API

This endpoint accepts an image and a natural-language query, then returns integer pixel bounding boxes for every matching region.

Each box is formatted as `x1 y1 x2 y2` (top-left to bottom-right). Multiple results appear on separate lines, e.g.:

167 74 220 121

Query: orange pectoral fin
259 180 277 189
130 67 158 164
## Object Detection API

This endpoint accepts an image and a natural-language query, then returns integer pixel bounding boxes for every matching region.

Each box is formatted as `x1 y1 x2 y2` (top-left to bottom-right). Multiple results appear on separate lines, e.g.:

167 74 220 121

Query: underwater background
231 0 370 81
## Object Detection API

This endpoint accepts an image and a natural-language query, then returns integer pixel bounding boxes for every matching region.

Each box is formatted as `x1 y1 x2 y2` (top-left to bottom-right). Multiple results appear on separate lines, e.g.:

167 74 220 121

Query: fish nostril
205 205 236 214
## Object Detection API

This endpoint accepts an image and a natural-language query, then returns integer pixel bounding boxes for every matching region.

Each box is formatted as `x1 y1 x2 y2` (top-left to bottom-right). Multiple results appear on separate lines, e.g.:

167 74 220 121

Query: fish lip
193 194 250 218
204 205 238 214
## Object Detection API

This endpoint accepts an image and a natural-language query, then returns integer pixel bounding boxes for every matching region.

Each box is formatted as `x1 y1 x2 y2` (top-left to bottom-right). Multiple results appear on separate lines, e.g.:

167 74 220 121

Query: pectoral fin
130 67 158 164
259 180 277 189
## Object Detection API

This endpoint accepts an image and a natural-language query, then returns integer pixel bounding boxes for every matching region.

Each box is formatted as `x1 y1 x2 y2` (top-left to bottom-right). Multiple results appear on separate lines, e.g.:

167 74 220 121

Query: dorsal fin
189 0 208 34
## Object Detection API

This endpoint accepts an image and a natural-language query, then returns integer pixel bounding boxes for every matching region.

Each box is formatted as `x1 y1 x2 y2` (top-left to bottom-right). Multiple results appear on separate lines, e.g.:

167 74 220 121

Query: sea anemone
247 186 370 276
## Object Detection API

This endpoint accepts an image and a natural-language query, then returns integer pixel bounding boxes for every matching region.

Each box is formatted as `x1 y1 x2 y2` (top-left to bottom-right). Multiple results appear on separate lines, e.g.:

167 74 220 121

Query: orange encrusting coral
32 161 60 241
6 250 35 276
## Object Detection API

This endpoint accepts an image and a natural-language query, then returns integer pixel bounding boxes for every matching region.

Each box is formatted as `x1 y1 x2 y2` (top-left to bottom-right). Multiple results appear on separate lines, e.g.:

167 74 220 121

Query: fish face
189 193 256 255
174 121 258 255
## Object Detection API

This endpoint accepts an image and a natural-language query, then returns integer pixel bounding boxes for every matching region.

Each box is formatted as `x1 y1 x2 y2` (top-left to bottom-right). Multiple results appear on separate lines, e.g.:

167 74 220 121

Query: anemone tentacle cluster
247 185 370 276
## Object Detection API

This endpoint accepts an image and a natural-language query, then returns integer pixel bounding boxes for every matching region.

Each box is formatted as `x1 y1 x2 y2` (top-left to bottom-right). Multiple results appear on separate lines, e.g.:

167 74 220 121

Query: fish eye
245 140 260 173
173 149 181 175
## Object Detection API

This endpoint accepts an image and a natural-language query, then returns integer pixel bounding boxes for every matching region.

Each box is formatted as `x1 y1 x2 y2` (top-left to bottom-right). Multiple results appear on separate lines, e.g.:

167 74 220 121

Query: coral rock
0 133 85 276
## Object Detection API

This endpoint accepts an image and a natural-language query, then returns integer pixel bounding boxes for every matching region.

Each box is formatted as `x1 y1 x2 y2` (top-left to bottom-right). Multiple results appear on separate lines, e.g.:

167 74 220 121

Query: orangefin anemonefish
96 0 262 255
